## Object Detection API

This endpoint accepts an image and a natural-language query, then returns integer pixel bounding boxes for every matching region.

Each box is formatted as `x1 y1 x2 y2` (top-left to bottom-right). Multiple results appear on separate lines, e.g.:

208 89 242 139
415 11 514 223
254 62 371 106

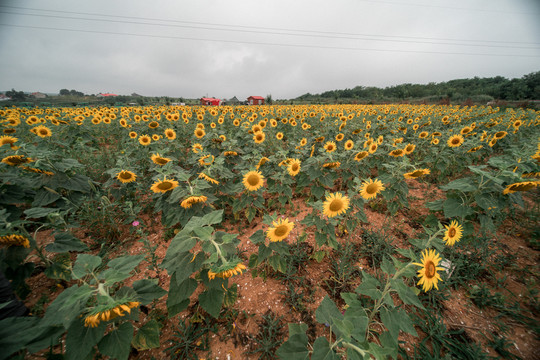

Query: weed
166 318 214 360
246 311 285 360
488 334 522 360
360 228 395 268
323 241 359 299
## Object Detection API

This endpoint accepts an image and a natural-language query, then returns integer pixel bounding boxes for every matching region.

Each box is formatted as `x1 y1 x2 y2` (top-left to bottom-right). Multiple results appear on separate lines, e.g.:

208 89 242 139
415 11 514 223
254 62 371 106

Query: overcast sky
0 0 539 99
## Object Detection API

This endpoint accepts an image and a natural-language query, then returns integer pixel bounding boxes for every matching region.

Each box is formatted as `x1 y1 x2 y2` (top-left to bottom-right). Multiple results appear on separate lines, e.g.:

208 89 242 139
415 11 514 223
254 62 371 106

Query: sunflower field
0 104 539 359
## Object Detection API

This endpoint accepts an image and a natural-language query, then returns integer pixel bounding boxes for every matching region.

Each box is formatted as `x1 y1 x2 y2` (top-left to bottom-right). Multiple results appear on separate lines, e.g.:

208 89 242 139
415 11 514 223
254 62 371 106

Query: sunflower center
366 183 379 195
425 261 436 278
156 158 169 165
157 181 173 190
449 228 456 237
292 164 299 171
120 172 132 179
247 174 260 186
329 199 343 212
39 129 48 135
274 225 289 237
452 139 460 145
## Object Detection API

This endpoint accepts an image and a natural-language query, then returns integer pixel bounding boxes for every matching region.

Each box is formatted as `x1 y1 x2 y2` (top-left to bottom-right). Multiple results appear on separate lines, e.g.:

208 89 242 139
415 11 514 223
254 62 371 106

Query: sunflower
253 132 265 144
150 177 179 193
287 159 301 176
256 157 270 169
199 172 219 185
460 126 473 135
413 249 444 292
276 132 284 140
418 131 429 139
243 170 265 191
502 181 539 195
354 151 369 161
139 135 151 146
403 169 430 179
2 155 33 166
368 143 378 154
300 138 307 147
389 149 405 157
180 195 208 209
344 140 354 150
335 133 344 142
431 138 440 145
129 131 137 139
266 218 294 242
322 161 341 169
224 150 238 156
315 136 325 143
322 193 350 218
488 138 497 147
164 128 177 140
494 131 507 140
151 153 171 165
84 301 140 328
467 145 483 153
119 119 128 127
208 261 247 280
3 129 16 135
0 234 30 248
34 125 52 138
324 141 336 153
152 134 160 141
116 170 137 183
359 178 385 200
194 128 206 139
447 134 464 148
198 155 215 166
404 144 416 155
443 220 463 246
192 143 203 153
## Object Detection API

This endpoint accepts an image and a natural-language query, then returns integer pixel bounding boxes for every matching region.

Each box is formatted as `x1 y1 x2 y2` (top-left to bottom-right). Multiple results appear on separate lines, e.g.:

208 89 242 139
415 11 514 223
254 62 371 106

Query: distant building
0 94 10 101
247 96 265 105
200 97 222 106
227 96 241 105
31 92 47 99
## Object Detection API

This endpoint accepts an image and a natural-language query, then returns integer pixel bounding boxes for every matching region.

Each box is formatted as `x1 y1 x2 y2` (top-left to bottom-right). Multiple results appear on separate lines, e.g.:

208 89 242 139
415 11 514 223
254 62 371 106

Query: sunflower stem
208 236 227 263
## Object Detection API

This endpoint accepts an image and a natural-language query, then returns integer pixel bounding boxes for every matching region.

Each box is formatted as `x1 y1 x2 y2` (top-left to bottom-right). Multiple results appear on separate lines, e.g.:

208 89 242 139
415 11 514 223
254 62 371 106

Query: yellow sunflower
1 155 33 166
116 170 137 183
180 195 208 209
324 141 336 153
256 157 270 170
403 169 431 179
243 170 265 191
494 131 507 140
129 131 137 139
84 301 140 328
460 126 473 135
335 133 344 142
287 159 301 176
443 220 463 246
359 178 385 200
354 151 369 161
323 192 350 218
139 135 151 146
208 261 247 280
418 131 429 139
194 128 206 139
0 234 30 248
389 149 405 157
404 143 416 155
34 125 52 138
150 177 179 193
164 128 177 140
198 172 219 185
276 132 284 140
502 181 539 195
266 218 294 242
368 143 378 154
192 143 203 153
447 135 464 148
151 153 171 166
322 161 341 169
413 249 444 292
253 132 266 144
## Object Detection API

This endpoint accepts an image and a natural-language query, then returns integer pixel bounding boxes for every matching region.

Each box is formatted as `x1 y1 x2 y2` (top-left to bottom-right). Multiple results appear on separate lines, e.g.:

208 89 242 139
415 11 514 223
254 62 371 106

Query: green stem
425 228 444 249
342 342 367 356
209 237 227 263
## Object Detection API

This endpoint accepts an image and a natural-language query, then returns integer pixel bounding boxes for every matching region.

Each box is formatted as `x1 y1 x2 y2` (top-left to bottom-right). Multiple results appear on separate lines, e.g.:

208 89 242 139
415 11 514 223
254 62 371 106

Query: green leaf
42 284 94 328
131 319 160 350
106 255 144 274
24 207 60 219
312 250 326 262
268 254 287 273
199 288 224 318
390 279 425 310
312 185 325 199
132 279 167 305
167 276 197 317
72 254 102 279
160 235 197 276
44 253 72 280
32 188 61 207
380 307 400 342
276 333 309 360
0 317 43 360
315 296 343 327
443 197 474 218
288 323 308 336
25 325 65 353
46 232 89 253
381 256 395 275
425 199 444 211
201 209 224 226
312 337 339 360
440 177 476 192
250 229 266 244
65 319 106 360
98 322 133 360
355 271 382 300
194 226 214 240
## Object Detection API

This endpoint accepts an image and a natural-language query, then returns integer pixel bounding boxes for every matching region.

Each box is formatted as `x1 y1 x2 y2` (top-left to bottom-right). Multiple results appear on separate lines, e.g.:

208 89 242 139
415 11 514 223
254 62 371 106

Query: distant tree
59 89 70 96
522 71 540 99
265 94 273 104
5 89 26 101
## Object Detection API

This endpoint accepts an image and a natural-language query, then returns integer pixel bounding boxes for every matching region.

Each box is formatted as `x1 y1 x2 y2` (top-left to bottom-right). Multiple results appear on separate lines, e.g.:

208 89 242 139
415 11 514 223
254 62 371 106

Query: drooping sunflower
443 220 463 246
199 172 219 185
243 170 265 191
116 170 137 184
467 145 483 153
139 135 151 146
180 195 208 209
502 181 539 195
389 149 405 157
256 157 270 169
413 249 444 292
403 169 431 179
287 159 301 176
323 192 350 218
208 261 247 280
151 153 171 166
34 125 52 138
323 161 341 169
0 234 30 248
359 178 385 200
84 301 140 328
253 132 265 144
198 155 214 166
150 177 179 193
354 151 369 161
224 150 238 156
266 218 294 242
164 128 177 140
2 155 33 166
447 134 464 148
324 141 336 153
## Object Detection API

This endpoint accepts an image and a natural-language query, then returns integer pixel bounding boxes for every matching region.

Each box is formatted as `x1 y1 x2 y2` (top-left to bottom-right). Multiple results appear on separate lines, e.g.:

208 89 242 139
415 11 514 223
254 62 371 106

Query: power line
1 4 539 46
1 10 539 50
2 23 539 58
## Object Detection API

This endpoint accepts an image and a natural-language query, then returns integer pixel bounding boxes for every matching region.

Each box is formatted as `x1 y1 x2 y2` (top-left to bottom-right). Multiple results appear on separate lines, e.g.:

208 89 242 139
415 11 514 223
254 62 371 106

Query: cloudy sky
0 0 539 99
